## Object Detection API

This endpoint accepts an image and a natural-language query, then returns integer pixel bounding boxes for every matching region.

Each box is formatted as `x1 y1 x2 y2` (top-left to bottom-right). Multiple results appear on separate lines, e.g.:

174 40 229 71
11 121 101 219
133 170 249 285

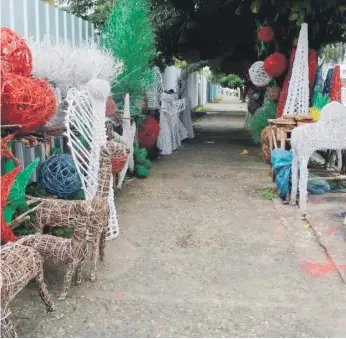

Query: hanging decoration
1 134 20 165
323 68 334 95
264 53 288 78
106 97 117 117
137 115 160 149
276 49 296 117
1 167 22 244
0 27 32 76
249 88 277 144
39 154 82 198
330 65 342 103
258 26 274 43
1 74 56 133
4 158 40 224
248 61 272 87
283 23 309 116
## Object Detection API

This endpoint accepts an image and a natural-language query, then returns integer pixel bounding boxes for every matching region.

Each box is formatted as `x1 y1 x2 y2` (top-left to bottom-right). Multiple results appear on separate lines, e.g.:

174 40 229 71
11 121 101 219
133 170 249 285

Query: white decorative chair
290 102 346 214
157 93 188 155
147 67 163 110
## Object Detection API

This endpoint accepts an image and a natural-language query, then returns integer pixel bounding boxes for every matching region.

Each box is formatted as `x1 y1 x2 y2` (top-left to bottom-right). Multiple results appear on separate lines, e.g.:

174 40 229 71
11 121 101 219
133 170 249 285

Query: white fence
1 0 96 182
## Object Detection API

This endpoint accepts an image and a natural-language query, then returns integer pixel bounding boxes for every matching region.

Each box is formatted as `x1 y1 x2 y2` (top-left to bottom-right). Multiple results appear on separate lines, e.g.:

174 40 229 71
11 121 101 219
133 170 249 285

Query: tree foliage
60 0 346 73
210 73 244 88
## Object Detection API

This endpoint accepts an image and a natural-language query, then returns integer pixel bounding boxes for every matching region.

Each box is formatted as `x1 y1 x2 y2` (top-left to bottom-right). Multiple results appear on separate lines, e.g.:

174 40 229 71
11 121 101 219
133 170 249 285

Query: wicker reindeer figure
1 243 55 337
28 141 129 290
18 201 92 300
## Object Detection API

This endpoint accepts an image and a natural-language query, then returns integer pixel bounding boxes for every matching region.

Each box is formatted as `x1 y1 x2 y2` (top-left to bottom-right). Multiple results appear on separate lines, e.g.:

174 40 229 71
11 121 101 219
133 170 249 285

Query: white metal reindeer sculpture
290 101 346 215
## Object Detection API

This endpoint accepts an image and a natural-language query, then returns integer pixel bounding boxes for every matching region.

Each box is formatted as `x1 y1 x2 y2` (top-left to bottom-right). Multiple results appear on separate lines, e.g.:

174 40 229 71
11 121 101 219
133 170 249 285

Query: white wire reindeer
64 79 119 239
290 102 346 215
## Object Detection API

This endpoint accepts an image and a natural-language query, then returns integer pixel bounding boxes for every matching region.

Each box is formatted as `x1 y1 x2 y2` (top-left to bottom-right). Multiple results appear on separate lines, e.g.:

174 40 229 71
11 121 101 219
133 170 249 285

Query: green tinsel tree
249 89 277 144
101 0 155 117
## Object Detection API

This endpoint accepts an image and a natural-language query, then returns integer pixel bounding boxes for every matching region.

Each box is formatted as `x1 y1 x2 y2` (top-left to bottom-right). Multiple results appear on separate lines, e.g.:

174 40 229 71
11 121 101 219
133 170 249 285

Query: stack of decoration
134 143 152 178
1 28 56 133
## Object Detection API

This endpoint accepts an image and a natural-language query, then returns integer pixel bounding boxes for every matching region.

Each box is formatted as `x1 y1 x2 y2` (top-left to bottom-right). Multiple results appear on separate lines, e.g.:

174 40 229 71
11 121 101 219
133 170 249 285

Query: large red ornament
308 49 317 95
106 97 117 117
264 53 288 78
137 116 160 149
330 65 342 103
258 26 274 43
276 49 296 117
1 167 22 244
0 27 32 76
1 73 57 133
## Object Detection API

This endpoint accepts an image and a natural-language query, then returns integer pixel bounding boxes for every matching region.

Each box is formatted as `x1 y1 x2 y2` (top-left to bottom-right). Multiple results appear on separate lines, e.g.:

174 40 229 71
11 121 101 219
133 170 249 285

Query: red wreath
330 65 342 103
138 116 160 149
1 167 22 244
1 73 57 133
258 26 274 43
106 97 117 117
276 49 296 117
1 27 32 76
264 53 288 78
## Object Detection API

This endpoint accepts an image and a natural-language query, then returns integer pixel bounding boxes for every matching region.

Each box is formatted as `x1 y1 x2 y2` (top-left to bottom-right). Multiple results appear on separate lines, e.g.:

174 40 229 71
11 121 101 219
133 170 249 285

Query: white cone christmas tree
283 23 309 116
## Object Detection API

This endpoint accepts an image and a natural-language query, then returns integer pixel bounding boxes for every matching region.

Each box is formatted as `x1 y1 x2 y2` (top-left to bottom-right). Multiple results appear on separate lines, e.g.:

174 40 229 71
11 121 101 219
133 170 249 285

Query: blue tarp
271 149 330 200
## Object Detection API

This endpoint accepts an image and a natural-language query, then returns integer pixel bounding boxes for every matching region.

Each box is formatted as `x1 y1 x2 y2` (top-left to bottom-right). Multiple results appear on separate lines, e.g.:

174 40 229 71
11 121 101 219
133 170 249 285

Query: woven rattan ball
249 61 271 87
267 86 281 101
0 27 32 76
39 155 82 198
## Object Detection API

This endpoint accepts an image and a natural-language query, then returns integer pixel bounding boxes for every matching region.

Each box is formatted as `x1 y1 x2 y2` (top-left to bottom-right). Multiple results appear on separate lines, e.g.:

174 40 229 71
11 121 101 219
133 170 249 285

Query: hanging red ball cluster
258 26 274 43
106 97 117 117
264 53 288 78
0 27 32 76
1 73 56 133
137 116 160 149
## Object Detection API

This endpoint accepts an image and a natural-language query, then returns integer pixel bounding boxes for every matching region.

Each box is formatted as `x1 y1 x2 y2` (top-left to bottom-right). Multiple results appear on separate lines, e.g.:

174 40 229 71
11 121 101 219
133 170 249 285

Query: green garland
134 143 152 178
101 0 155 116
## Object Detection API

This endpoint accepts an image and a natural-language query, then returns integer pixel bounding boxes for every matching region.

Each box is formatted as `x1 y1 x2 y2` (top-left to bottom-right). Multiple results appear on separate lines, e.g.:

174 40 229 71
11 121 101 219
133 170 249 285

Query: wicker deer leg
99 229 107 261
36 262 55 311
58 262 77 301
90 231 102 281
1 309 16 338
75 243 87 285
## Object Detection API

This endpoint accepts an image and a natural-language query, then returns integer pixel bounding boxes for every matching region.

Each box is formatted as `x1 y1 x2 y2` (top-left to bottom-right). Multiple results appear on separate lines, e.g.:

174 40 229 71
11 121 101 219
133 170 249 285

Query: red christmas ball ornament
106 97 117 117
0 27 32 76
138 116 160 149
264 53 288 78
330 65 342 103
1 74 57 133
258 26 274 43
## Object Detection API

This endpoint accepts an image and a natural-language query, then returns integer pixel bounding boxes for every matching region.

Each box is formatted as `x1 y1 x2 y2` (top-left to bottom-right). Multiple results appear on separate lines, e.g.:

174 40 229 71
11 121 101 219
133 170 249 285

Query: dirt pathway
12 99 346 337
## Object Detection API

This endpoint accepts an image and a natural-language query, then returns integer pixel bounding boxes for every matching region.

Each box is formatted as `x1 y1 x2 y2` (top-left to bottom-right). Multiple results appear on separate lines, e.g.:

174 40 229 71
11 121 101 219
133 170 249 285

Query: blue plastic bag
271 149 292 200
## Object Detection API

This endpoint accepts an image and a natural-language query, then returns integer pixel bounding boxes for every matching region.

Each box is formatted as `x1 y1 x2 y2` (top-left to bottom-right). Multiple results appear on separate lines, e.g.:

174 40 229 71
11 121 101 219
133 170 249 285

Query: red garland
258 26 274 43
106 97 117 117
308 49 317 95
276 49 296 117
330 65 342 103
0 27 32 76
1 73 57 133
137 116 160 149
264 53 288 78
1 167 22 244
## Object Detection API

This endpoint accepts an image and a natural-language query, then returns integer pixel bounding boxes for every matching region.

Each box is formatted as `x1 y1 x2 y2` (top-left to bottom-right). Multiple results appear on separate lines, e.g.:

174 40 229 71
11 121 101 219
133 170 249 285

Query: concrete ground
11 97 346 337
